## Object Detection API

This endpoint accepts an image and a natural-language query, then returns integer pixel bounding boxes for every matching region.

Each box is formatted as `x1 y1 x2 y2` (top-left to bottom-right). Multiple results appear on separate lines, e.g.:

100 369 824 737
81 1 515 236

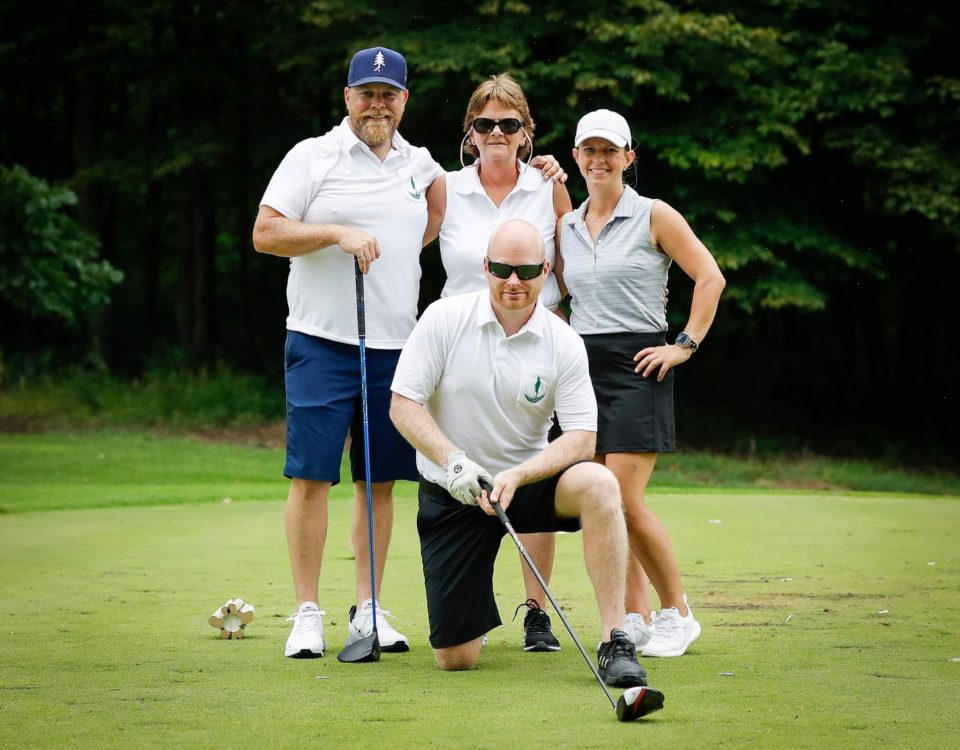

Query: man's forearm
389 394 458 467
505 429 596 487
252 213 343 258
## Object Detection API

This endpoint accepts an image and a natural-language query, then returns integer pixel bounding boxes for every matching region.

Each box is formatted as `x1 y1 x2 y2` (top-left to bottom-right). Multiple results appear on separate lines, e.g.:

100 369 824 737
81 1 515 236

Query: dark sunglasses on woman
471 117 524 135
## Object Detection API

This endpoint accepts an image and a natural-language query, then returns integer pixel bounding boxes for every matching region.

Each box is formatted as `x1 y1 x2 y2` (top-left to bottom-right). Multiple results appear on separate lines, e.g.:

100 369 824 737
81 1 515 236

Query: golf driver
337 259 381 664
479 479 664 722
617 685 666 721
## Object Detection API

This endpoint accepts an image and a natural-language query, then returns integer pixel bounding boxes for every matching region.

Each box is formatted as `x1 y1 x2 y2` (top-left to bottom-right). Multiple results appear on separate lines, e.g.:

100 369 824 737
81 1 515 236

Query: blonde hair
462 73 536 161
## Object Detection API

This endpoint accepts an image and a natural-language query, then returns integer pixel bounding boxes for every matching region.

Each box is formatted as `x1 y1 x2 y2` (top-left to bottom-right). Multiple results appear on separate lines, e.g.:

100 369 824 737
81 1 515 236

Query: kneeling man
390 219 646 687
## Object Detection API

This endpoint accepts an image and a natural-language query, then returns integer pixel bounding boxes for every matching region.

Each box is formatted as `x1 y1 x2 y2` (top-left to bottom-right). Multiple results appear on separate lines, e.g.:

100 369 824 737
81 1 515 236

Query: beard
493 283 539 311
356 114 396 149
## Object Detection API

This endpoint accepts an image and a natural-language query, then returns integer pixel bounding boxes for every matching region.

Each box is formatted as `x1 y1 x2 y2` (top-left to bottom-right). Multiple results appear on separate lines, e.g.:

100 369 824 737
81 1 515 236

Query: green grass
1 431 959 747
1 431 957 515
0 431 289 513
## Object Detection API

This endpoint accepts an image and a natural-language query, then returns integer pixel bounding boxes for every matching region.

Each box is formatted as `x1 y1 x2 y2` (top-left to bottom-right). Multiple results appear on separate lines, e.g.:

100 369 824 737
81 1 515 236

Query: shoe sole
524 641 561 652
285 649 324 659
380 641 410 653
602 672 648 688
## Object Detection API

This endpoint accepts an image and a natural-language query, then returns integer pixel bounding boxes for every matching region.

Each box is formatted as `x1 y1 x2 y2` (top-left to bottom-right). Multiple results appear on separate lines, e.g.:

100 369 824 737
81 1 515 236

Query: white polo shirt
260 118 443 349
439 163 562 310
391 290 597 484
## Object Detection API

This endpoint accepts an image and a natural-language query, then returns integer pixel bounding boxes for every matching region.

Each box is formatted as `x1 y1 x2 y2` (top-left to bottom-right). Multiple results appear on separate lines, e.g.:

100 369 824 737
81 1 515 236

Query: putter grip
354 259 365 339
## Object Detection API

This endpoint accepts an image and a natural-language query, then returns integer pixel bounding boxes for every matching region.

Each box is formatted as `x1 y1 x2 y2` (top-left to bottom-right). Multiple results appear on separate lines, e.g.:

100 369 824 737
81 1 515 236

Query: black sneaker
513 599 561 652
597 628 647 687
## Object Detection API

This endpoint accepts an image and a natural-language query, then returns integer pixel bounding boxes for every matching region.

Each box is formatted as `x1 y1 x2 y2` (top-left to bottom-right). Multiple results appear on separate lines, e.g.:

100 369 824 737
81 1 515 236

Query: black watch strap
675 332 699 352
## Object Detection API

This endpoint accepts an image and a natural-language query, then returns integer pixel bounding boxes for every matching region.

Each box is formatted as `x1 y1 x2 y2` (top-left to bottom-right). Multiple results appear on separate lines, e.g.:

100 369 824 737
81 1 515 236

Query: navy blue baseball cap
347 47 408 91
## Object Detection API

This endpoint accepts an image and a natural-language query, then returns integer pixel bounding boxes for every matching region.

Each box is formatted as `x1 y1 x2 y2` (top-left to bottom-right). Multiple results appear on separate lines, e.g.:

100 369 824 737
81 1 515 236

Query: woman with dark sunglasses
422 73 572 653
557 109 725 658
424 73 571 311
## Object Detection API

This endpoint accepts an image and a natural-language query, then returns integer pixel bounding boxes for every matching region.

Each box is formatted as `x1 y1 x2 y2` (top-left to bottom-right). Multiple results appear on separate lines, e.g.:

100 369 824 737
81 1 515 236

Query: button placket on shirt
572 220 600 282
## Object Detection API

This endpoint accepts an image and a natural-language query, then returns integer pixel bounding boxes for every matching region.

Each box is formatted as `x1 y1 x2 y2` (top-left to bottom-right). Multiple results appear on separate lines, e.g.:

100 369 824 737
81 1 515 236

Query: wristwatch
674 332 699 353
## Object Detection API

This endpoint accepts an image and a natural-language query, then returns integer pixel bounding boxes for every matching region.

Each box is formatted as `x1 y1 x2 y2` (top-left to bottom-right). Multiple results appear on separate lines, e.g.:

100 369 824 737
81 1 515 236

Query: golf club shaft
482 482 616 710
355 260 377 634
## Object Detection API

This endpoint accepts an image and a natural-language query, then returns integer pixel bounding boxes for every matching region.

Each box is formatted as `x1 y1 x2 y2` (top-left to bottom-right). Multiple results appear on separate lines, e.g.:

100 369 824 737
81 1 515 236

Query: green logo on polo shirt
407 177 422 200
524 375 546 404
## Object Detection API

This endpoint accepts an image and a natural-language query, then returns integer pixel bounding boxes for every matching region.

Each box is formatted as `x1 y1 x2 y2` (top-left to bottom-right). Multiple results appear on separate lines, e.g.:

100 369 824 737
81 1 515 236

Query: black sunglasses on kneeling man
486 261 545 281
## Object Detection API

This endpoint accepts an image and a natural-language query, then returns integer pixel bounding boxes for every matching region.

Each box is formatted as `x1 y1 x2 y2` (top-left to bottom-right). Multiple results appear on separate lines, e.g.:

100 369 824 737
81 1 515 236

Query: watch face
676 333 698 351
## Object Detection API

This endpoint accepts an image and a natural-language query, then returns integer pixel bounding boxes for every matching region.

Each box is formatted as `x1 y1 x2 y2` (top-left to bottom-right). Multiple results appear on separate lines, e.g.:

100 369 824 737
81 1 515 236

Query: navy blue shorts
284 331 418 484
417 475 582 649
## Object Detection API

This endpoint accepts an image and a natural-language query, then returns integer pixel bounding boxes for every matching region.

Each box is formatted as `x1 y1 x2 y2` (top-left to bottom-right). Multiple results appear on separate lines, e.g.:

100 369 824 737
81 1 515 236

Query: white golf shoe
623 612 655 649
641 596 701 657
284 602 326 658
345 599 410 653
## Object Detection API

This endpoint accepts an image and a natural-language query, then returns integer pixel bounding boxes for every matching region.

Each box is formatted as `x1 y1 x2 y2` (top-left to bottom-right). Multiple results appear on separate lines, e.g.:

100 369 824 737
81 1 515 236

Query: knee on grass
434 639 483 671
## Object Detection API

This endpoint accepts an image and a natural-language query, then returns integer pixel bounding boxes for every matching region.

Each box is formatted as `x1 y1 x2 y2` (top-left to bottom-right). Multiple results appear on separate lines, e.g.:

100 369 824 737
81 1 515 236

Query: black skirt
582 332 677 454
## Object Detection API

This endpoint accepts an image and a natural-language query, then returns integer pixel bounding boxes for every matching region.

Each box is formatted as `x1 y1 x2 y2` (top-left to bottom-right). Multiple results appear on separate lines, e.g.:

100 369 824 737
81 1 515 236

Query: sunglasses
471 117 524 135
487 260 545 281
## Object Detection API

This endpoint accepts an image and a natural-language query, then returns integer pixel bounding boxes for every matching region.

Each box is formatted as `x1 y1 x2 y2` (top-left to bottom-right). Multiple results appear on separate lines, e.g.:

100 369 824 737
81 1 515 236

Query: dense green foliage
0 367 283 429
1 1 957 458
0 165 122 327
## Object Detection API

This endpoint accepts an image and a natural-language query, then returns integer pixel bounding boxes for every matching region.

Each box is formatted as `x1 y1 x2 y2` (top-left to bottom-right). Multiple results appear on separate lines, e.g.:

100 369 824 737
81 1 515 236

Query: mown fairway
1 433 958 748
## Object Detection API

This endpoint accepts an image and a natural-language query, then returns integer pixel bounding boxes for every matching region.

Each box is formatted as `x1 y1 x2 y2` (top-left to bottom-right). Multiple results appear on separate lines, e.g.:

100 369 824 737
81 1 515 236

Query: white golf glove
444 450 493 506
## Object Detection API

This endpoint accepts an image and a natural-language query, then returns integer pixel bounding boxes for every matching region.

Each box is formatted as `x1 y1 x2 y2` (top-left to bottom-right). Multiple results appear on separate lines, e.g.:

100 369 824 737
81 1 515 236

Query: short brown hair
462 73 536 161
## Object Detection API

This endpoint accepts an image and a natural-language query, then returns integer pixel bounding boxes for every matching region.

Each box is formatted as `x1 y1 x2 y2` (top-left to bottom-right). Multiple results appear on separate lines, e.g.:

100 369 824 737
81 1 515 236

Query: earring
459 133 472 169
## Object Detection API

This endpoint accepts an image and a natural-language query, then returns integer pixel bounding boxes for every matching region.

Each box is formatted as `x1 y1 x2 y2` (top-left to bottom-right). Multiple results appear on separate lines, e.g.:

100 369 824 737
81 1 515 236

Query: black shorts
417 476 582 649
583 332 676 454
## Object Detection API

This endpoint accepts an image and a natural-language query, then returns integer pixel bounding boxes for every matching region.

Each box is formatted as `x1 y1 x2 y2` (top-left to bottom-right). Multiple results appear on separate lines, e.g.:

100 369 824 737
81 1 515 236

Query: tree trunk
177 169 216 362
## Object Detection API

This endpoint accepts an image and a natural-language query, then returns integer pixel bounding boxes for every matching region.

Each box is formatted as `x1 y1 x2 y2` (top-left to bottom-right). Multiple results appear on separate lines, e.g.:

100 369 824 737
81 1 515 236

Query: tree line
1 0 957 462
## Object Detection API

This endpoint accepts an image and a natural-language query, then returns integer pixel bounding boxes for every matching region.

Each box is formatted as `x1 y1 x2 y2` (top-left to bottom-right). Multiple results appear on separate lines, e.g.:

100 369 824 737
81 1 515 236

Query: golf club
337 259 381 664
616 685 665 721
479 478 664 722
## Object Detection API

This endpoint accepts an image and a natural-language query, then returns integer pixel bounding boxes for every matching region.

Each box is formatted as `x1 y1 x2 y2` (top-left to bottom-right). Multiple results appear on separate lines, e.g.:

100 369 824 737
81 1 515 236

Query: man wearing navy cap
253 47 443 659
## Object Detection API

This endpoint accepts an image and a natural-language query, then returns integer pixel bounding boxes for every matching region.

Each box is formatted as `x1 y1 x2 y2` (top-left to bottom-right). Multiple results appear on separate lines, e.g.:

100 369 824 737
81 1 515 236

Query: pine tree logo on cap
347 47 408 91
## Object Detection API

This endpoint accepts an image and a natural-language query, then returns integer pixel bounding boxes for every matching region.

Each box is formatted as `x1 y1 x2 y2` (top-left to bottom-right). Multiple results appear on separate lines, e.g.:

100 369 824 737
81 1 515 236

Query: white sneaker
345 599 409 653
624 612 655 649
641 596 700 657
284 602 325 658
